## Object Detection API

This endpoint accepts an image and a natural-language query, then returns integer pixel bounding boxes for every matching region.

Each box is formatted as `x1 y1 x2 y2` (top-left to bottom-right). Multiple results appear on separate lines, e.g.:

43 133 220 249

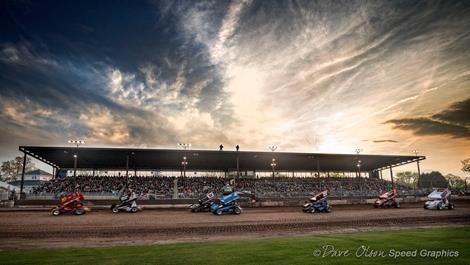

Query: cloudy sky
0 0 469 176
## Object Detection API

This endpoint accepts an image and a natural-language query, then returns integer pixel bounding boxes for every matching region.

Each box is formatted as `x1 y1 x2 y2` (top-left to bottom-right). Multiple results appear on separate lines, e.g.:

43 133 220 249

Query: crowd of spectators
32 175 418 198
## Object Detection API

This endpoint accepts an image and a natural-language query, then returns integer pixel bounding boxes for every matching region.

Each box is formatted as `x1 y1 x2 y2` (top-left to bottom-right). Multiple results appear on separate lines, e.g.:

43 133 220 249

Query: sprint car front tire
75 208 85 215
51 209 61 216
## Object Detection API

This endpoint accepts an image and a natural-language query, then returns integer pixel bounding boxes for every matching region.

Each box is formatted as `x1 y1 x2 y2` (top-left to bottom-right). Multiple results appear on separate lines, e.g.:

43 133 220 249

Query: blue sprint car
210 192 242 215
302 190 331 213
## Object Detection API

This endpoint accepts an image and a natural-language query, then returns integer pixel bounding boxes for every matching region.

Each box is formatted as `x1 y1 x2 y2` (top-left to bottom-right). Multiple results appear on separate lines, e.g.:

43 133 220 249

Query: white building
8 169 53 192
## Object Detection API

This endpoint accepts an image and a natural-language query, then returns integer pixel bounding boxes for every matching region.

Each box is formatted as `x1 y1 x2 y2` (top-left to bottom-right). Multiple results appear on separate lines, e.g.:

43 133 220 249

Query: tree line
0 156 35 182
396 158 470 190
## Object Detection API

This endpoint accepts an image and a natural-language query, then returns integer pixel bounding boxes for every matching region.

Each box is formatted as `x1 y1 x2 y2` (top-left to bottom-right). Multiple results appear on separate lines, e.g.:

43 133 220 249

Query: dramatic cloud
386 98 470 139
1 1 470 174
373 140 398 143
432 98 470 127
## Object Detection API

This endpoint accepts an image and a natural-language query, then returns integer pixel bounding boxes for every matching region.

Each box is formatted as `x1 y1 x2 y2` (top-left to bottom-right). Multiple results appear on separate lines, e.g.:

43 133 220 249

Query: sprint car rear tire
75 208 85 215
51 209 60 216
395 202 400 208
449 204 454 210
215 209 223 215
234 207 241 215
131 207 139 213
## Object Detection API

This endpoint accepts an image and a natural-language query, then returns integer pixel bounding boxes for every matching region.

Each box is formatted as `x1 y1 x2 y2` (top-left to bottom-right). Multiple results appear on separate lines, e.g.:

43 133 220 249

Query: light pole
178 143 191 150
270 158 277 178
268 145 278 178
268 145 278 152
68 139 85 189
181 156 188 177
355 148 362 178
176 143 190 197
178 143 191 177
356 160 362 178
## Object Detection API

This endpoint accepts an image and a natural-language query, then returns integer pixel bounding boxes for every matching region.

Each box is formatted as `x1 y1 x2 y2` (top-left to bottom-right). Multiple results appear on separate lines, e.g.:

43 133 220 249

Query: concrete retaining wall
5 195 469 209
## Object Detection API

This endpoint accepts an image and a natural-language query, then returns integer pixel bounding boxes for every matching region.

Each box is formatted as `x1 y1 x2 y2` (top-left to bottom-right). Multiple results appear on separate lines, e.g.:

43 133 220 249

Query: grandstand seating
32 176 420 198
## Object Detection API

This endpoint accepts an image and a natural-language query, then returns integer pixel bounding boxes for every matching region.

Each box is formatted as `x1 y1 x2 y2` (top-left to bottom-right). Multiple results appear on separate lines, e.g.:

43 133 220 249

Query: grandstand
20 146 425 199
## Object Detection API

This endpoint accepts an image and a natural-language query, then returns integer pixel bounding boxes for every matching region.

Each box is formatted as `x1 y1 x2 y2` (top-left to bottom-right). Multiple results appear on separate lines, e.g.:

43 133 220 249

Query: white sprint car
424 189 454 210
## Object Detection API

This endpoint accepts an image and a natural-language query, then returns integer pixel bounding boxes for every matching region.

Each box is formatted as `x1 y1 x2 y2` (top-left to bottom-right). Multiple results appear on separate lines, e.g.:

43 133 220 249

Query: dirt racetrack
1 202 469 249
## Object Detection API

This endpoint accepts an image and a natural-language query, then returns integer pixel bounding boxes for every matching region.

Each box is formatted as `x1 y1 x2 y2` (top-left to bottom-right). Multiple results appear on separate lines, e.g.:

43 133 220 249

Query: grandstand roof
19 146 425 172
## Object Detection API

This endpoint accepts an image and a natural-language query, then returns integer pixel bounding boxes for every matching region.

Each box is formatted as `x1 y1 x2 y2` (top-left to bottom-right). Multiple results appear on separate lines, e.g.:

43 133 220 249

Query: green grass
1 226 469 265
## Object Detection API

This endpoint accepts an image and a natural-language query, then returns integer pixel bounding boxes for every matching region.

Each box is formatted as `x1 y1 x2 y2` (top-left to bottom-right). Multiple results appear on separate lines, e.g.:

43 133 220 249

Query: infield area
0 226 469 265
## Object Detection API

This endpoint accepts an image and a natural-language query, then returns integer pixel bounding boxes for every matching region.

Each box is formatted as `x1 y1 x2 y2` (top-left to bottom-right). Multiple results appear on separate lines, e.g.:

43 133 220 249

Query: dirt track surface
1 202 469 249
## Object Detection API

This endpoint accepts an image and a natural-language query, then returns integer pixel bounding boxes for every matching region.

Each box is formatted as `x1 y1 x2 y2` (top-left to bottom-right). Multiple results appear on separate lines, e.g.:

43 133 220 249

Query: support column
379 170 383 180
340 182 343 199
73 152 78 189
389 165 394 188
125 155 129 186
416 158 421 194
92 168 95 177
316 159 320 178
416 160 421 177
173 177 178 199
235 154 239 188
20 152 27 200
133 153 137 177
